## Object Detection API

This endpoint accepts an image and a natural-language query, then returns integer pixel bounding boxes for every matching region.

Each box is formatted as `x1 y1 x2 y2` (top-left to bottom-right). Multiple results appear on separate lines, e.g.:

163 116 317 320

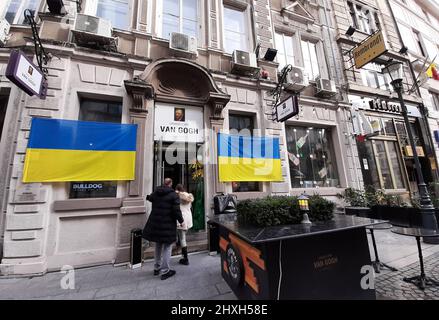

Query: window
348 1 379 34
162 0 198 40
362 140 406 190
223 6 248 54
301 40 319 80
413 31 426 57
431 92 439 112
69 99 122 199
397 23 419 55
229 114 260 192
360 63 392 91
0 95 8 140
4 0 39 25
275 32 295 70
85 0 130 30
285 126 339 189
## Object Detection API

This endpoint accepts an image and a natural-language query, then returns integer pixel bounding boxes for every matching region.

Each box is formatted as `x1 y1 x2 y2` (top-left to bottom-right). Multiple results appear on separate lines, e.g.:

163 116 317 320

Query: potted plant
337 187 371 217
237 194 334 228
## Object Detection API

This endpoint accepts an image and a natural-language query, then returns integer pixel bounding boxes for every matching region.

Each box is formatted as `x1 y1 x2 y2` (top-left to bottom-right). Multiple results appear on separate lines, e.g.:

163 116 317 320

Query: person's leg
160 242 172 275
154 242 163 274
179 230 189 265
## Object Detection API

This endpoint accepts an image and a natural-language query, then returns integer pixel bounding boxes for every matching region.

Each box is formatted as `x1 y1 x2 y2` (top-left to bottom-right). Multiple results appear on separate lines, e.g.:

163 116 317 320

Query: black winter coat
142 186 184 244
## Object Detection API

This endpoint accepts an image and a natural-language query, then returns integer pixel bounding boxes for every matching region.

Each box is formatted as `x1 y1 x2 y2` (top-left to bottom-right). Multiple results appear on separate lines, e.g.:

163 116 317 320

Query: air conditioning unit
284 66 309 92
315 76 337 97
0 19 11 47
231 50 260 77
74 14 112 37
169 32 197 57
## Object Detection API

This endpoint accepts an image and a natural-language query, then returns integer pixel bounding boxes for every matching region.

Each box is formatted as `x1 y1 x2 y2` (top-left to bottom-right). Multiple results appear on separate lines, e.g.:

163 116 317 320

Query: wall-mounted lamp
345 26 356 36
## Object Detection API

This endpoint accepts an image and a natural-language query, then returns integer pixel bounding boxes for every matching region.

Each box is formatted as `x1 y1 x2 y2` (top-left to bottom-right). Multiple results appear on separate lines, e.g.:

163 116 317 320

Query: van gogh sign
5 50 47 99
353 31 388 69
154 103 204 143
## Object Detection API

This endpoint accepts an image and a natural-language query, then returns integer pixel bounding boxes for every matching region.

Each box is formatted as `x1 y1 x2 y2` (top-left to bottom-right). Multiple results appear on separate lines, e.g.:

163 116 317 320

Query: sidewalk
0 229 438 300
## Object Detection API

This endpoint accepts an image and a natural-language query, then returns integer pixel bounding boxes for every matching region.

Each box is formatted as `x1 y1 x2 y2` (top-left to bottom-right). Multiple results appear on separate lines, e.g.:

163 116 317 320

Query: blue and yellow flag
218 133 282 182
23 118 137 183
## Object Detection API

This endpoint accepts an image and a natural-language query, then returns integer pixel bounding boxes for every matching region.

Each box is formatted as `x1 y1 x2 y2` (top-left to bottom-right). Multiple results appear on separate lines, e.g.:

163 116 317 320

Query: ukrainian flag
218 133 282 182
23 118 137 183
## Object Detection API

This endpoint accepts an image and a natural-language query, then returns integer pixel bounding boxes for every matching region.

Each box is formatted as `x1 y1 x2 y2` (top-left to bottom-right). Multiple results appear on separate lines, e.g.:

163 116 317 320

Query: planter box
371 206 416 227
344 207 372 218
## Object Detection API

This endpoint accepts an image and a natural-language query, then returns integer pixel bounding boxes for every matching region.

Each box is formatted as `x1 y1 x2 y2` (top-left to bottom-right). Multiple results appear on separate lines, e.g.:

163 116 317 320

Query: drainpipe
385 0 439 182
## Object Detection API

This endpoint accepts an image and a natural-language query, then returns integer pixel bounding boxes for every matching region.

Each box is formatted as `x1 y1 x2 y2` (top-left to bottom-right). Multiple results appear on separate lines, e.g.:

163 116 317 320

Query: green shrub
237 195 334 227
338 186 409 208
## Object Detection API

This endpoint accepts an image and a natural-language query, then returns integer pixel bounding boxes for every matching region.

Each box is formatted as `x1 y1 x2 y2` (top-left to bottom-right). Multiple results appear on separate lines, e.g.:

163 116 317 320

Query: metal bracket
24 9 51 79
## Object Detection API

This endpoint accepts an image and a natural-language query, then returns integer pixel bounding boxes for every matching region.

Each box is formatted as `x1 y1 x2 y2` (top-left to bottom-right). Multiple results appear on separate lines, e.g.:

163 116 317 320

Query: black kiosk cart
210 214 384 300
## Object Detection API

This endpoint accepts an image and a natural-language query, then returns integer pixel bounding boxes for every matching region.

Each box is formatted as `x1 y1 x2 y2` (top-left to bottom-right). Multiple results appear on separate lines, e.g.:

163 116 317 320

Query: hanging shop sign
353 31 388 69
276 94 299 122
154 104 204 143
5 50 47 99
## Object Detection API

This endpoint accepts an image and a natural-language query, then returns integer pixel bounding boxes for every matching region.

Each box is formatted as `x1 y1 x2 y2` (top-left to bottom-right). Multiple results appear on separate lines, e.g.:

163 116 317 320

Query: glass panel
301 40 319 80
387 142 405 189
363 141 381 189
223 7 247 53
286 126 339 188
383 119 396 136
163 0 180 39
70 99 122 199
229 114 259 192
5 0 21 24
183 0 197 20
275 33 286 70
374 141 393 189
182 19 197 38
97 0 130 30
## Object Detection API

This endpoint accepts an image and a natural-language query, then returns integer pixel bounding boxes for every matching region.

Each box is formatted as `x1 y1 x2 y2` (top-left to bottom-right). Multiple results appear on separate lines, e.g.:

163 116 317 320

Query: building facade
0 0 417 276
330 0 439 200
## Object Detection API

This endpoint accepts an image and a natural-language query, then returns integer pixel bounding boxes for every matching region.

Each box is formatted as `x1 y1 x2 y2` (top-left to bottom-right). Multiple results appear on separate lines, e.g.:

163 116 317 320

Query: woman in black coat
142 179 184 280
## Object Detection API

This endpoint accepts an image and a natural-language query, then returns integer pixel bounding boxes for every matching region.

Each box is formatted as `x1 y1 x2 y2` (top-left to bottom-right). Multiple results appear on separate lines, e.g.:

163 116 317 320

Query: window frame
274 32 297 71
347 0 379 35
68 97 124 199
300 38 321 80
221 2 252 54
285 124 341 189
156 0 202 44
228 112 261 193
85 0 133 31
3 0 40 25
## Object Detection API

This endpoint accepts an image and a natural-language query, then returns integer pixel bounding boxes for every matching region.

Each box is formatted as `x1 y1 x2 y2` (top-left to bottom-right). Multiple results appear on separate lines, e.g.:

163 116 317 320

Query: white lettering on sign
154 104 204 143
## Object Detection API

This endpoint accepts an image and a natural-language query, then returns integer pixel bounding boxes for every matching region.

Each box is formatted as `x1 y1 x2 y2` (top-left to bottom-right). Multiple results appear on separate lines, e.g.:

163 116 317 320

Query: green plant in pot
336 188 371 217
237 195 334 228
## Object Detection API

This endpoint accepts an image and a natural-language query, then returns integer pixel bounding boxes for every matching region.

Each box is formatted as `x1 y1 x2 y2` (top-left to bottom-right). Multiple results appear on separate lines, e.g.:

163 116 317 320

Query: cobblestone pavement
376 252 439 300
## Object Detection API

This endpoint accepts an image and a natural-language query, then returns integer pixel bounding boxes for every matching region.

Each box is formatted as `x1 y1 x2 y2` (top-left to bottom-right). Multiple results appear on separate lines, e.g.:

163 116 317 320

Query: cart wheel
226 243 244 288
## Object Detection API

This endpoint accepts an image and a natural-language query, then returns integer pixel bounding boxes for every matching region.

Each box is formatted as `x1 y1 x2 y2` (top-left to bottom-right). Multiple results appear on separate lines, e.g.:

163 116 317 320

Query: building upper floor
0 0 347 101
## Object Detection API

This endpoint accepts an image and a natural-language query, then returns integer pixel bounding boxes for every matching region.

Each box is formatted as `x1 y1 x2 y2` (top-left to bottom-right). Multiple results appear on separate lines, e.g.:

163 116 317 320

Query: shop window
229 113 260 192
360 63 392 91
347 1 380 35
285 126 339 189
413 31 426 57
301 40 320 80
363 140 406 190
4 0 39 25
223 5 249 54
85 0 130 30
69 99 122 199
162 0 198 40
275 32 295 71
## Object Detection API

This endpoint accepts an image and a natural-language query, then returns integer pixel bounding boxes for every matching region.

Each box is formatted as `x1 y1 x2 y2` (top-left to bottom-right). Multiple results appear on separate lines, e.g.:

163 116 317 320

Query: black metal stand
369 229 398 273
403 236 439 290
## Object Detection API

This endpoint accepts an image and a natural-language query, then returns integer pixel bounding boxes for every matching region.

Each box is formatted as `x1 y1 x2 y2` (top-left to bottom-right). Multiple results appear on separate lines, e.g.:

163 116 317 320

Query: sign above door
154 104 204 143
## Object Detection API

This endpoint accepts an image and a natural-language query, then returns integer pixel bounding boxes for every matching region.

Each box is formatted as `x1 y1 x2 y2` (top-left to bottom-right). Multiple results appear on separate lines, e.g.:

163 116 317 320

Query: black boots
179 247 189 265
